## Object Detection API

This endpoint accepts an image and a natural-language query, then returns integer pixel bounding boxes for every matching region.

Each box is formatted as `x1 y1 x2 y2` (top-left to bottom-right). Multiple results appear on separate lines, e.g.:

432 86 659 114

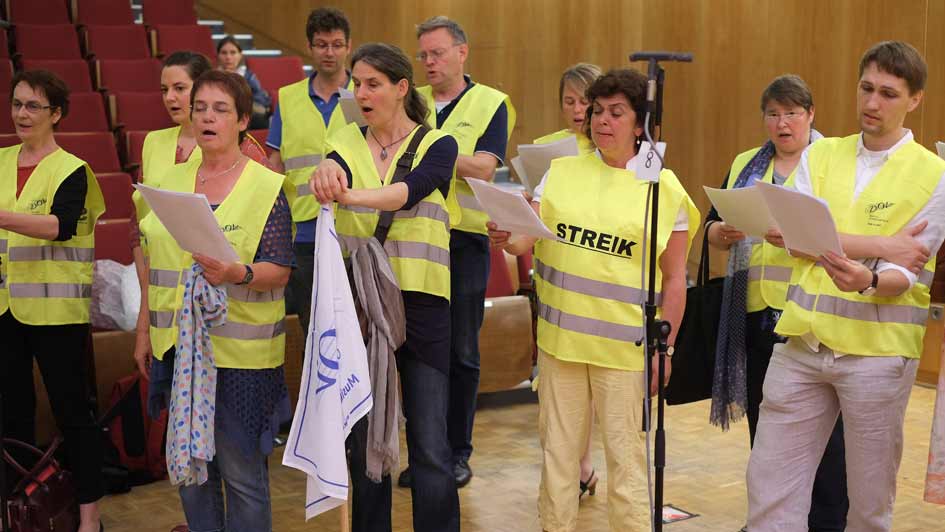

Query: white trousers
747 338 917 532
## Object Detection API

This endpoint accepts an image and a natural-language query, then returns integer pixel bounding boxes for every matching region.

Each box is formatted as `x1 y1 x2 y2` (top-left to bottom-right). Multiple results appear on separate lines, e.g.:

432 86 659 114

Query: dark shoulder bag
665 229 725 405
3 437 79 531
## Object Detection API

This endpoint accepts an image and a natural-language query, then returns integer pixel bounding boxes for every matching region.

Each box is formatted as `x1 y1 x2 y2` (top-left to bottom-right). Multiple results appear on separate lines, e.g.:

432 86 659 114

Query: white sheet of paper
936 141 945 159
513 136 579 193
465 178 558 240
703 186 778 238
755 181 842 257
338 89 366 126
134 184 239 262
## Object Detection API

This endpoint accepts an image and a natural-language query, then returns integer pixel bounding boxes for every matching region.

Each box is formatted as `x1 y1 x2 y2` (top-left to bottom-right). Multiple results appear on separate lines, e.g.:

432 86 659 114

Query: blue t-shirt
266 71 350 244
433 75 509 165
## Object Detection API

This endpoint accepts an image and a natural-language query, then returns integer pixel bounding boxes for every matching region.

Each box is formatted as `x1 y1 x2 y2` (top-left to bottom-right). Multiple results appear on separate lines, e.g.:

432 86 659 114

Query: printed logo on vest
28 198 47 211
220 223 243 233
555 223 636 258
456 121 473 128
865 201 895 227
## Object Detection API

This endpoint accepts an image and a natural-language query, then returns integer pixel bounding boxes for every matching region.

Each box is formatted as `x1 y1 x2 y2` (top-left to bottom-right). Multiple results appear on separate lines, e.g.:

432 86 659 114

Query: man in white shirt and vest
397 16 516 489
266 7 354 340
747 40 945 532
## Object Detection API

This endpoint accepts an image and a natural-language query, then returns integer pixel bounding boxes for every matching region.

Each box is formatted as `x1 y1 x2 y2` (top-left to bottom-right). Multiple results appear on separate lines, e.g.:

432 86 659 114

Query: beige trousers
537 350 650 532
747 339 918 532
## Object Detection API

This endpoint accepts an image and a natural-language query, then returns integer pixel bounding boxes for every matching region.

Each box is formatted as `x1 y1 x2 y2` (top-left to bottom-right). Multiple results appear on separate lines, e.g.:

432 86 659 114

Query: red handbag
2 437 79 532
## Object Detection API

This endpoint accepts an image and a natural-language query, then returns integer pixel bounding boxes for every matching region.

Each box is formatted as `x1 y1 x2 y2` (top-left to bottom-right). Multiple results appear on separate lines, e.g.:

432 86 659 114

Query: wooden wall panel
197 0 945 270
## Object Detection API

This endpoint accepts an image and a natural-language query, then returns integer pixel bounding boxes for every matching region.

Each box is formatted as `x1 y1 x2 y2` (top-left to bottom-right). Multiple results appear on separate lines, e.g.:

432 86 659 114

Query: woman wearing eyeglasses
704 75 849 532
0 70 106 532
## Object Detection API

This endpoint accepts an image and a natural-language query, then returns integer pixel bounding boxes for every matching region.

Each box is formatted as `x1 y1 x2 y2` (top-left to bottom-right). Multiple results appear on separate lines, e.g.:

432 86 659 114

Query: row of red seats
5 0 198 27
0 90 172 134
1 23 215 61
1 57 162 93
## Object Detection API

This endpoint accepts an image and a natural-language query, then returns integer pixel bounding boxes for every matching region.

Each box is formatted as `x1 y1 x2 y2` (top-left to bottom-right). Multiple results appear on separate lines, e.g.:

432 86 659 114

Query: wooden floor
100 385 945 531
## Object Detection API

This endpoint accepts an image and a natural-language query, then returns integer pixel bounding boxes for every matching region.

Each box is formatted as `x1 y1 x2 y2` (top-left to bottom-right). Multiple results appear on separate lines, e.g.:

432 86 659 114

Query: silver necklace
369 127 414 160
198 156 243 184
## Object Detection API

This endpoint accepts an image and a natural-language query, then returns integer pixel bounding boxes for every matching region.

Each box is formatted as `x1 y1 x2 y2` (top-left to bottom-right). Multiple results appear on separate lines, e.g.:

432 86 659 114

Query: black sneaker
397 467 411 488
454 459 472 488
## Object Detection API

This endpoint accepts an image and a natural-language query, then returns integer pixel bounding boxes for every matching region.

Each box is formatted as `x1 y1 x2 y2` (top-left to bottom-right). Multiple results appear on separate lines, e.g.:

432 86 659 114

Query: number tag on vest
636 142 666 183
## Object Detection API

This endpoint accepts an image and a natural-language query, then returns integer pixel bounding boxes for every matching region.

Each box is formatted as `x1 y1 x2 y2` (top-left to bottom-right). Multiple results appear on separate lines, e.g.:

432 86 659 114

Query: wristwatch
237 264 254 285
665 345 675 358
858 270 879 296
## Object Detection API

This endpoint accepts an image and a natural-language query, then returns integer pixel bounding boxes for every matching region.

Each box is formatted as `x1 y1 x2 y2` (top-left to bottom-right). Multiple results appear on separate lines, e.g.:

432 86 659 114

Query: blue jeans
178 429 273 532
447 230 490 462
348 356 459 532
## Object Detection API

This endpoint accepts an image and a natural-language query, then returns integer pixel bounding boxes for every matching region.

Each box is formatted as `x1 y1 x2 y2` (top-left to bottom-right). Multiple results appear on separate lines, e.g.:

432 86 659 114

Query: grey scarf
350 239 406 482
710 129 822 429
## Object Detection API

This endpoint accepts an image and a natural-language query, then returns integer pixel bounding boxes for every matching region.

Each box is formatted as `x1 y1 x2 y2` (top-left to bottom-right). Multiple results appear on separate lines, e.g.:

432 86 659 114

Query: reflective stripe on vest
149 268 182 288
0 238 7 253
538 301 643 344
9 283 92 298
213 318 286 340
535 258 661 306
8 246 95 262
786 284 928 326
747 264 793 283
284 154 322 172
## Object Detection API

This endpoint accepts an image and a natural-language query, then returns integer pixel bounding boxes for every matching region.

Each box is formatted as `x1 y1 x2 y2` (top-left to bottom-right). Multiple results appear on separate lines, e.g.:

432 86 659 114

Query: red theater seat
55 132 122 173
96 172 135 219
245 56 306 93
83 25 151 60
96 58 162 92
14 24 82 60
0 60 13 90
111 91 173 131
57 91 110 132
486 247 517 298
141 0 197 26
152 25 215 61
94 219 133 265
74 0 135 26
21 59 94 92
8 0 71 24
0 133 19 147
0 30 10 58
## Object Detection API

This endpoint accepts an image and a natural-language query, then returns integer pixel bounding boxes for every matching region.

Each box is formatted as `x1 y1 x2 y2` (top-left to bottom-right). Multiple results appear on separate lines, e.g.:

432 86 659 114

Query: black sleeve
705 171 729 225
402 135 458 210
327 151 354 188
50 166 89 241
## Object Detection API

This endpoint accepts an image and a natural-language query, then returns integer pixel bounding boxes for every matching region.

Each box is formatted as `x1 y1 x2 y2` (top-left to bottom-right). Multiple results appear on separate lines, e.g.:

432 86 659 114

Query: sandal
579 469 599 498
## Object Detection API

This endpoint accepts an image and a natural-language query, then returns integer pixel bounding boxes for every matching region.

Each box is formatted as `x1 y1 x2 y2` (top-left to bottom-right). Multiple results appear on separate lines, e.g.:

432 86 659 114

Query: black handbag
2 437 79 532
666 231 724 405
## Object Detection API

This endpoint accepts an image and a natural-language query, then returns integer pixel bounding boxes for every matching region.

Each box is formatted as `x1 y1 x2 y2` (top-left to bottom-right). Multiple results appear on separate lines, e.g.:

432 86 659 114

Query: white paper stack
510 135 579 193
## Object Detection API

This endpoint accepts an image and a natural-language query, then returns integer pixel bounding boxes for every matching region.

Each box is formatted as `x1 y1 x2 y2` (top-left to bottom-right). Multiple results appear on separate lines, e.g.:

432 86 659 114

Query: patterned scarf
710 129 822 430
166 263 228 485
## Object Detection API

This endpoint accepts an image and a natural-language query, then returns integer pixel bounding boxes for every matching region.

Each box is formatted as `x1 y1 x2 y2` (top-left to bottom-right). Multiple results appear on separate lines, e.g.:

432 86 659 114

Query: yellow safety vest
140 158 287 369
534 153 700 370
330 123 453 300
775 134 944 358
418 82 516 235
0 146 104 325
279 76 354 223
133 125 202 221
725 147 800 312
534 129 595 155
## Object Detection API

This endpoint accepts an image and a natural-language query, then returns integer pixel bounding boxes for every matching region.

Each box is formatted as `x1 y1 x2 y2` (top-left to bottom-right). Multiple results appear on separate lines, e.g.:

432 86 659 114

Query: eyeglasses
12 101 53 114
764 110 806 123
415 44 459 63
311 41 347 52
192 103 234 114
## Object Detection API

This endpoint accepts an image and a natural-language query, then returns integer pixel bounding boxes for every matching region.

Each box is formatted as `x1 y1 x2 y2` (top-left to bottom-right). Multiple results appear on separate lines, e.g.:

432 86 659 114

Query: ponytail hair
350 42 429 125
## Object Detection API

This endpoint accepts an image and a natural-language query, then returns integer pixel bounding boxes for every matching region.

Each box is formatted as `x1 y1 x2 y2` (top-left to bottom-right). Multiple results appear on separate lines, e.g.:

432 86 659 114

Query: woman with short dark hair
490 68 699 531
137 70 293 532
216 36 272 129
0 69 106 532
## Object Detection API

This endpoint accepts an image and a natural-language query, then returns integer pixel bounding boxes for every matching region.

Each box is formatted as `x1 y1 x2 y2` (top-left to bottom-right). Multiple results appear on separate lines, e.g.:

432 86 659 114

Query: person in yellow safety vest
533 62 603 500
310 42 460 532
134 71 293 532
490 69 700 532
266 7 354 343
747 41 945 532
533 63 601 156
706 75 850 532
403 15 517 490
0 70 106 532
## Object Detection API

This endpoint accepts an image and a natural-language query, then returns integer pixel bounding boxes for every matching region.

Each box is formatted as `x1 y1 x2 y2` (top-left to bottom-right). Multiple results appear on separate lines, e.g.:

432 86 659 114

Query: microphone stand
629 51 691 532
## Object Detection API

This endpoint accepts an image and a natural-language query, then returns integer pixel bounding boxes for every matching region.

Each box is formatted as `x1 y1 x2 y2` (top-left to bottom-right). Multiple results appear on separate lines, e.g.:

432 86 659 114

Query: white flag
283 206 373 520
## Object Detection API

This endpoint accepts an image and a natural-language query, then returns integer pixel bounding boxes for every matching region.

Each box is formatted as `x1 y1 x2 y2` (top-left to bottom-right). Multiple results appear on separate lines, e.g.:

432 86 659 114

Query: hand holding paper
703 186 777 239
465 178 558 239
754 181 842 257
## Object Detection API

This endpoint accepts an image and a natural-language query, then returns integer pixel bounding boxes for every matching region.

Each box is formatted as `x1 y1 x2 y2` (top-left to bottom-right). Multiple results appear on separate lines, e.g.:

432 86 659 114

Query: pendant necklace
198 156 243 185
369 127 414 160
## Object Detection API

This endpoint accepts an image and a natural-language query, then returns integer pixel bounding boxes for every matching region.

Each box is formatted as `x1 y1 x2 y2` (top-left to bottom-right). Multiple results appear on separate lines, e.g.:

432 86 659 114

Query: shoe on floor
454 459 472 488
397 467 411 488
